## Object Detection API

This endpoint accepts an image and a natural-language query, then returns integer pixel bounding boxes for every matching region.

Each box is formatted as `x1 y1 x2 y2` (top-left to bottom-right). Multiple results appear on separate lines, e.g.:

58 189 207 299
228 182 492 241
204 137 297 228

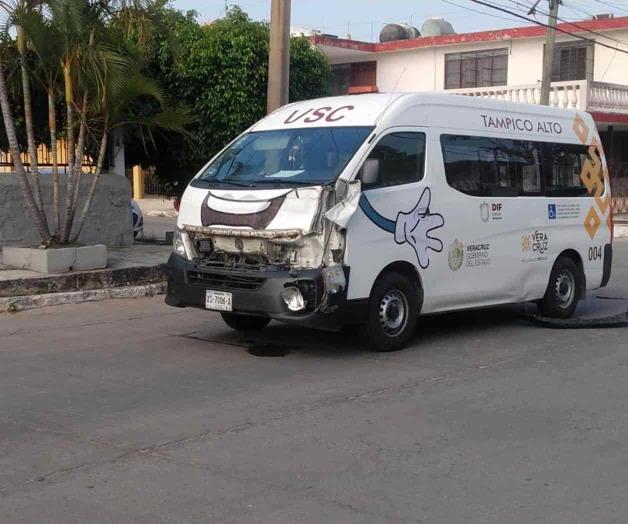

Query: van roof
253 92 595 143
253 93 402 130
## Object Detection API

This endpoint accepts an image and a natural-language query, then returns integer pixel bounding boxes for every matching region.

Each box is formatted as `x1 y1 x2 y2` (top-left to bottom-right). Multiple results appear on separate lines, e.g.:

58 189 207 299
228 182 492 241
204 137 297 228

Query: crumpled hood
178 185 324 234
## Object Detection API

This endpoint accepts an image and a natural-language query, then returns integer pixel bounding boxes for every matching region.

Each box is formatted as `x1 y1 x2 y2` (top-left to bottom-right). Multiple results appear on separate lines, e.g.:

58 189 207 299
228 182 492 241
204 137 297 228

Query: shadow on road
174 242 628 357
179 304 528 357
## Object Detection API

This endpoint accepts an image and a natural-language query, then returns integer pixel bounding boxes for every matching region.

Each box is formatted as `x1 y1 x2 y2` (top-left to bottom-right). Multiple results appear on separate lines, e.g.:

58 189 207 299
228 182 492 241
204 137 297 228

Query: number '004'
589 246 602 261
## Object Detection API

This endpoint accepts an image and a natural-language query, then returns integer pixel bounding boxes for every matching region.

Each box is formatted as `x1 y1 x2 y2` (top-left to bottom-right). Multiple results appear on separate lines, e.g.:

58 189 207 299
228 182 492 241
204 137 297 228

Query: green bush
127 7 331 195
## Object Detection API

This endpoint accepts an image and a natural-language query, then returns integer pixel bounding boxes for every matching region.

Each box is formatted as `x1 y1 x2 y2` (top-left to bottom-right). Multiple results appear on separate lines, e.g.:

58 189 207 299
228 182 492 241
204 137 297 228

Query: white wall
376 48 436 91
376 39 532 92
508 38 543 85
363 28 628 92
593 29 628 84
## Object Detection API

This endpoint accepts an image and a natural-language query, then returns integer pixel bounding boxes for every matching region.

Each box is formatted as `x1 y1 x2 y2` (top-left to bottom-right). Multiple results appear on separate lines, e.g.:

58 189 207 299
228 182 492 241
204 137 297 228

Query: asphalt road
1 242 628 523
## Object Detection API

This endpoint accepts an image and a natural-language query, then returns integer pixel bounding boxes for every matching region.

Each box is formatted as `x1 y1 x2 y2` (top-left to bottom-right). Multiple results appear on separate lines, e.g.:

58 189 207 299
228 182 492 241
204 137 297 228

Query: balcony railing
448 80 628 114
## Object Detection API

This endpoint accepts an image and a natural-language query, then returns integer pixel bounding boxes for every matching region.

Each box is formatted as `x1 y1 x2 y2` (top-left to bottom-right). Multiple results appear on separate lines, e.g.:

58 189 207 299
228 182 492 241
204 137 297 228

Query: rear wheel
221 312 270 331
538 257 582 319
363 272 420 352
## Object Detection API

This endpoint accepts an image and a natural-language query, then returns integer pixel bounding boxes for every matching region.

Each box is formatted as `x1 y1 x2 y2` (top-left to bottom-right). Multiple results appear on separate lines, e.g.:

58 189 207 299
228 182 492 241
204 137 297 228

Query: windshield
192 126 373 188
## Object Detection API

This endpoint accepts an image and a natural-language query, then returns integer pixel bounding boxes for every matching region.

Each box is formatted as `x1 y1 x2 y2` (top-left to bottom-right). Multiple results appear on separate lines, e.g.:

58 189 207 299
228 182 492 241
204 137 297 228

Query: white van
166 93 613 351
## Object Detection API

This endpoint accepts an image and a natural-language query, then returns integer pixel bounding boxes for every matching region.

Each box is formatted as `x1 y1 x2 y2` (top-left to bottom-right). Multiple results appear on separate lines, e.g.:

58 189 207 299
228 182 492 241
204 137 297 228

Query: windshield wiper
253 179 313 186
212 179 254 188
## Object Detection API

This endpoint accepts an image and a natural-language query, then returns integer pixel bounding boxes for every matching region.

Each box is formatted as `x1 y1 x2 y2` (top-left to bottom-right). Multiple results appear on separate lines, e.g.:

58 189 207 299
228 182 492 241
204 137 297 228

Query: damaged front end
167 182 362 324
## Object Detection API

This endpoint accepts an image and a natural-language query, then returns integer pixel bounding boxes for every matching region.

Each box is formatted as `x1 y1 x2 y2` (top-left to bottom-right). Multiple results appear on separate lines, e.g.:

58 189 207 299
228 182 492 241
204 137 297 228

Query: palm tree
1 0 52 240
72 71 192 240
14 2 47 229
0 0 190 247
50 0 151 242
0 45 51 242
47 0 95 241
13 4 64 235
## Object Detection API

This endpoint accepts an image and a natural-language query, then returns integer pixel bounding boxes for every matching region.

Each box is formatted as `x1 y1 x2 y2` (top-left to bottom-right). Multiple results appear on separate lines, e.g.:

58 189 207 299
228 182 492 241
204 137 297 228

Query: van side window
441 135 541 196
439 135 494 196
365 132 425 188
543 143 591 197
502 140 542 195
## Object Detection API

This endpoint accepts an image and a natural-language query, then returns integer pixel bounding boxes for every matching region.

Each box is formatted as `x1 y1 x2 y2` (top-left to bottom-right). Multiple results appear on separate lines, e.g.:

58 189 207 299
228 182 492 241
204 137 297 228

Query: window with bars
444 48 508 90
551 41 594 82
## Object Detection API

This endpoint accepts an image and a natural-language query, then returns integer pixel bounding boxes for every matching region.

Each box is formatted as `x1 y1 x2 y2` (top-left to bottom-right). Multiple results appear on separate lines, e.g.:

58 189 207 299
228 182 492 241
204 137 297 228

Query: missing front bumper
165 254 361 330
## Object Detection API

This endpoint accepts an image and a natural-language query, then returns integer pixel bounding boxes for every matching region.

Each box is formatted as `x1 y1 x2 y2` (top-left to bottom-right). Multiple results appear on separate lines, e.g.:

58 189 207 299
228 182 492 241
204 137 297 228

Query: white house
311 15 628 199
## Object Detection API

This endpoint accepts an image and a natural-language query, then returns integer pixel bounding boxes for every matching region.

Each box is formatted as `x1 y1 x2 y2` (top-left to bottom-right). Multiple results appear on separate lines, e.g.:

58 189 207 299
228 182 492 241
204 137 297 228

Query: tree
127 6 331 195
0 0 190 246
72 70 192 241
0 41 50 241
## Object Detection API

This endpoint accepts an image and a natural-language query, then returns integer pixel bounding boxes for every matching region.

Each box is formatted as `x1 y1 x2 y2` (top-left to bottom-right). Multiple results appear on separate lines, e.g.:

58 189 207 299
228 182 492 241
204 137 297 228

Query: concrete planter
0 173 133 248
3 245 107 274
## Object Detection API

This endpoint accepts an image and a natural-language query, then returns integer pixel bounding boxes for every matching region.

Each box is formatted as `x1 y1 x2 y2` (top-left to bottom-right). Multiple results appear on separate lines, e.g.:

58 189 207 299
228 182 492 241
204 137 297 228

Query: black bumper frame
165 253 366 330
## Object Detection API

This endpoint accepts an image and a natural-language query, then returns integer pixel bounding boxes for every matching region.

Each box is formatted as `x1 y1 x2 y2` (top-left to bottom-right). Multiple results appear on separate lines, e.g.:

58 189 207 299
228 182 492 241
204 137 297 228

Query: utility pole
267 0 291 113
531 0 561 105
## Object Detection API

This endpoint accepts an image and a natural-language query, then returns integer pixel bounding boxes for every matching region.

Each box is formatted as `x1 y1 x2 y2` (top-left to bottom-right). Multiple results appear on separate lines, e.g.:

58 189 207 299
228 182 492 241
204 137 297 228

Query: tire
538 257 582 319
362 272 420 352
221 312 270 331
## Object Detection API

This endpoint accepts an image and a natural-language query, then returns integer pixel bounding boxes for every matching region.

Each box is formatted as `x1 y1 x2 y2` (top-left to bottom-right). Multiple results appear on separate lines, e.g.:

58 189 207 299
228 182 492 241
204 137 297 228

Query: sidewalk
0 242 171 312
616 213 628 239
137 196 178 217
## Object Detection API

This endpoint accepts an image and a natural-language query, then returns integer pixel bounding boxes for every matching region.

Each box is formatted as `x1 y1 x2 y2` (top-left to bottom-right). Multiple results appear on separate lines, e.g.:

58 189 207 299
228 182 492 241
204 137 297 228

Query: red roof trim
590 112 628 125
311 16 628 54
311 36 376 53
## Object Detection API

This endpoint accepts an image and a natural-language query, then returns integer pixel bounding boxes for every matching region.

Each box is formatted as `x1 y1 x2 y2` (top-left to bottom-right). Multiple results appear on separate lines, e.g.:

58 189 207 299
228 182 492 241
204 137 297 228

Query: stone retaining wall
0 172 133 247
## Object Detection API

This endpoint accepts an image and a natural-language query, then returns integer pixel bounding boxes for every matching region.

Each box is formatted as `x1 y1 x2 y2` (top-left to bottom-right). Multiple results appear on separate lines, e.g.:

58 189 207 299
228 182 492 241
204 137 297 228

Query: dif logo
480 202 503 222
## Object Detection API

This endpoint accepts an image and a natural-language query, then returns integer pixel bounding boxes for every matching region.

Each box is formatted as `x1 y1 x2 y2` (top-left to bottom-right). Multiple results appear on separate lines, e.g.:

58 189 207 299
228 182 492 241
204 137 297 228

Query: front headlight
173 228 197 261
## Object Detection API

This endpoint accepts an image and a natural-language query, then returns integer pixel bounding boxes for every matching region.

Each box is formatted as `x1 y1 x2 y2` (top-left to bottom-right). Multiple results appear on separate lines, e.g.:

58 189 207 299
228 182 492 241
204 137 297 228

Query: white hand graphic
394 188 444 269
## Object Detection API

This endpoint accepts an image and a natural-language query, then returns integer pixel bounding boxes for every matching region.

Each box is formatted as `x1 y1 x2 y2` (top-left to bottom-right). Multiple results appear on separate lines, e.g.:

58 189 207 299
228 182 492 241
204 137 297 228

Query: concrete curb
0 264 168 298
523 311 628 329
144 210 178 218
615 226 628 239
0 282 166 313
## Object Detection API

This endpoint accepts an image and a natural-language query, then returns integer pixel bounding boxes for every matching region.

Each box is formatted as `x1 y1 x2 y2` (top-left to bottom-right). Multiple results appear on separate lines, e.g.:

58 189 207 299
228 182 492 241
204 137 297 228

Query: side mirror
359 159 380 187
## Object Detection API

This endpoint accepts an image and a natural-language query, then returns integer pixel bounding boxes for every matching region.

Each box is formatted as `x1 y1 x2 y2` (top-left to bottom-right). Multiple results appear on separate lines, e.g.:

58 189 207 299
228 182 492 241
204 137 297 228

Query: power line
579 0 628 16
504 0 582 19
559 0 599 19
442 0 528 25
468 0 628 54
501 0 628 45
311 8 487 35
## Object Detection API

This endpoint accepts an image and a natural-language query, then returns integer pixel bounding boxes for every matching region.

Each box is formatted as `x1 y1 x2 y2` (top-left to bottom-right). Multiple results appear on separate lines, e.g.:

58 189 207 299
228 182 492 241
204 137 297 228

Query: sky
172 0 625 42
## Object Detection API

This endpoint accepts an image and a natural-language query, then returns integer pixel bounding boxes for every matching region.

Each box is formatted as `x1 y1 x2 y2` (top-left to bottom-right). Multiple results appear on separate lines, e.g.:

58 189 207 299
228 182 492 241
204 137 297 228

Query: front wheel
363 272 420 352
538 257 582 319
221 312 270 331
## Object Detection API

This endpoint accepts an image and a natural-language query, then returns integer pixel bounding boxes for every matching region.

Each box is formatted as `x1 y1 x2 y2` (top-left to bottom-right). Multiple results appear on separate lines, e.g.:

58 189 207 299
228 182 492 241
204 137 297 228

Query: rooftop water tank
420 17 456 37
379 23 420 43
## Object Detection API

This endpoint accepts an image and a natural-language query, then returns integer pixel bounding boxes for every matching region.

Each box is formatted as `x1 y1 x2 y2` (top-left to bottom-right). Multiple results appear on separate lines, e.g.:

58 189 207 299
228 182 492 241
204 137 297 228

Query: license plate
205 290 232 311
